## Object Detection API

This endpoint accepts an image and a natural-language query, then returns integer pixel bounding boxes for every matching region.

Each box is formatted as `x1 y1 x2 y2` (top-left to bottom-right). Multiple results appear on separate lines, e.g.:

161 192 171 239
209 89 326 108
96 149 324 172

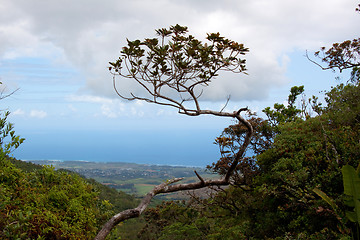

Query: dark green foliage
342 164 360 225
342 164 360 239
325 82 360 127
87 178 139 213
10 157 43 172
254 118 345 238
252 83 359 237
0 158 113 239
263 85 305 128
0 158 140 239
139 201 214 240
139 81 359 239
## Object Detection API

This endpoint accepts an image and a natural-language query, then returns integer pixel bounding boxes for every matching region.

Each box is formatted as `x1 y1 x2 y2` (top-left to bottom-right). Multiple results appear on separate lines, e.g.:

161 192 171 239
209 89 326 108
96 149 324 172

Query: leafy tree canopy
109 24 249 114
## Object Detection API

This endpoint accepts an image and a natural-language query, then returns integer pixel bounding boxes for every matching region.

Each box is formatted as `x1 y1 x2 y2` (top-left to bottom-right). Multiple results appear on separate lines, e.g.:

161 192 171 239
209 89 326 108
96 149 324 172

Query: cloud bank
1 0 359 101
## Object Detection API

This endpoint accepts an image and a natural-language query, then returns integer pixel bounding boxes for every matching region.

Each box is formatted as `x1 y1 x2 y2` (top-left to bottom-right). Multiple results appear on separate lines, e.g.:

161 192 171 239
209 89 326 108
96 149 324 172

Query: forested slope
137 79 360 239
1 156 139 239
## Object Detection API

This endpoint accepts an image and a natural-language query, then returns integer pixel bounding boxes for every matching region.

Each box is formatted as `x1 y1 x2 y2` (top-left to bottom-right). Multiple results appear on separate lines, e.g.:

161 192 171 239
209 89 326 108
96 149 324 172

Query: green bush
0 159 113 239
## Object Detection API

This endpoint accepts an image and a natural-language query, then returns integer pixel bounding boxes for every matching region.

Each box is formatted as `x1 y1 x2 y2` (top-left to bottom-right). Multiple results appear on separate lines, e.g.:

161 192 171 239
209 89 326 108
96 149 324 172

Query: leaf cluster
109 24 248 114
263 86 306 128
0 111 25 156
313 38 360 84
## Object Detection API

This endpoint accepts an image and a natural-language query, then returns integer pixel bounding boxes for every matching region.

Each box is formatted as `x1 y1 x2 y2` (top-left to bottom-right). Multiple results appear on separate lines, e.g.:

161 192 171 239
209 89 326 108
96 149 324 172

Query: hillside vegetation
1 156 139 239
1 77 359 239
136 80 360 239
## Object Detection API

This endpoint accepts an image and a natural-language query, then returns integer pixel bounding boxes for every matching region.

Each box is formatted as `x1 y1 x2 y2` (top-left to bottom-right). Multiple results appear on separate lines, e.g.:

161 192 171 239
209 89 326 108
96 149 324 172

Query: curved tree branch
97 25 252 239
95 109 253 240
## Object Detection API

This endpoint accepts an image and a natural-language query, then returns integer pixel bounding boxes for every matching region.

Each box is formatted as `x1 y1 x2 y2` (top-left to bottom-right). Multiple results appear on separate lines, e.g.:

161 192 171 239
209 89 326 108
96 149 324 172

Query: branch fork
96 25 253 239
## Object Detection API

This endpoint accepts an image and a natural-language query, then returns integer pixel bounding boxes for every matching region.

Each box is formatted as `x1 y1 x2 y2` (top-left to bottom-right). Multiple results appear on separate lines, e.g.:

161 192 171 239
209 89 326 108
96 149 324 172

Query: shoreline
22 159 207 169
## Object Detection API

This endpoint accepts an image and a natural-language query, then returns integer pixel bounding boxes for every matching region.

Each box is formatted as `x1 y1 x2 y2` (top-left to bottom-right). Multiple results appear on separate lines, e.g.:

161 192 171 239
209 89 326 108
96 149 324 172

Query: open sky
0 0 359 166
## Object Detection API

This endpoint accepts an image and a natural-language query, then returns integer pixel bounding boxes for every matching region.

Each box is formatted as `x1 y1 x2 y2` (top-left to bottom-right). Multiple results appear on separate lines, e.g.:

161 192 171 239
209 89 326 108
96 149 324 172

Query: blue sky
0 0 359 166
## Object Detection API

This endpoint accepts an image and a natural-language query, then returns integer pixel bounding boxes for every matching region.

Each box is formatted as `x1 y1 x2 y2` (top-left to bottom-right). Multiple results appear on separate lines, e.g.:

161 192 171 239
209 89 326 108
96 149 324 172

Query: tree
95 25 254 239
209 85 306 185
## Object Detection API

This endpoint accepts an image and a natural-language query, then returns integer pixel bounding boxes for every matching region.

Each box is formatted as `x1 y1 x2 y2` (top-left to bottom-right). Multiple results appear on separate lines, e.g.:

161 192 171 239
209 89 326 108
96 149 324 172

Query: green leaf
342 165 360 196
342 164 360 225
313 187 338 211
346 211 358 223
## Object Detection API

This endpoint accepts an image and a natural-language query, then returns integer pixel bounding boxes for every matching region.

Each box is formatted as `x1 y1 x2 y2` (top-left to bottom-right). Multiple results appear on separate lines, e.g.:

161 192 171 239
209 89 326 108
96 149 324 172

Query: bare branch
95 178 183 240
95 175 237 239
0 82 19 100
305 51 332 71
220 95 231 113
95 108 253 240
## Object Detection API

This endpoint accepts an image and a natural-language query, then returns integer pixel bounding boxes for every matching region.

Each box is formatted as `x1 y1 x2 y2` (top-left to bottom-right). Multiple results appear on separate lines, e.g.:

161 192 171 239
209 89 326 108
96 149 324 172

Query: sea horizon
21 158 209 168
12 128 223 168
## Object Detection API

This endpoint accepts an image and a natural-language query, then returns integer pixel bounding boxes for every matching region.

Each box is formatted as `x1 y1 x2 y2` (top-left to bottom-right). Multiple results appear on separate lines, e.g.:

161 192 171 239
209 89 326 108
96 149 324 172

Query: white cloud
12 108 25 116
67 104 77 112
130 107 144 118
100 104 118 118
0 0 358 102
67 94 113 104
68 94 126 118
67 94 153 118
30 110 47 119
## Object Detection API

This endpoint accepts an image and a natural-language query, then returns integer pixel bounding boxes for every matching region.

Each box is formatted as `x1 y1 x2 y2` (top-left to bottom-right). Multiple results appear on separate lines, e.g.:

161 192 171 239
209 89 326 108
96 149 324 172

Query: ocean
13 128 222 167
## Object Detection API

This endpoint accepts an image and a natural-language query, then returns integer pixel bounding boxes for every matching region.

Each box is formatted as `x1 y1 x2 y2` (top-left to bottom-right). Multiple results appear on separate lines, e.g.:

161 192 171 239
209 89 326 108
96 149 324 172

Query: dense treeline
137 78 360 239
1 158 108 239
1 157 139 239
